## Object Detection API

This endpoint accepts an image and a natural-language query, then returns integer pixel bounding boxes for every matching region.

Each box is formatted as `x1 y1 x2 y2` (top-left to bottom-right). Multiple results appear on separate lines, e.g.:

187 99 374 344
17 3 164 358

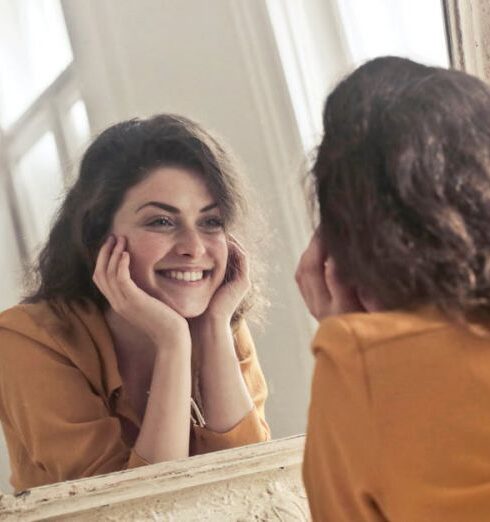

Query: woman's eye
146 216 174 228
202 217 225 230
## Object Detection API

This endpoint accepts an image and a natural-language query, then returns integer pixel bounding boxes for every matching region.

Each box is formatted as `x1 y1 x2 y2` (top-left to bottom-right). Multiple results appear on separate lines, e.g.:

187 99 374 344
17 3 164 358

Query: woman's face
111 166 229 318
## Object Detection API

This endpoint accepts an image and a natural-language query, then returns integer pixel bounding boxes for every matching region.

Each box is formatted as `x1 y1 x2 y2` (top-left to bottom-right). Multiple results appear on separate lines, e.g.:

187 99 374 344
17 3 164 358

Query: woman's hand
187 236 255 432
295 230 364 322
93 235 190 346
198 236 251 324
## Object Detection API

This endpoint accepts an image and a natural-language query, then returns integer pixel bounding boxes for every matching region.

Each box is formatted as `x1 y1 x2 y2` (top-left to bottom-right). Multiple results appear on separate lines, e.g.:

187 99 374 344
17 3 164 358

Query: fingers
324 259 364 314
205 235 251 319
295 234 330 297
93 235 115 296
106 236 125 283
295 233 332 321
226 235 250 283
115 249 142 305
93 235 133 309
324 258 342 296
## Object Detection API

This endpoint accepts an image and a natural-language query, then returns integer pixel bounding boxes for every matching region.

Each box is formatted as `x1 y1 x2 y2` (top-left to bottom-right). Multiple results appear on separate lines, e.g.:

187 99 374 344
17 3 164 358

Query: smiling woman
0 114 270 492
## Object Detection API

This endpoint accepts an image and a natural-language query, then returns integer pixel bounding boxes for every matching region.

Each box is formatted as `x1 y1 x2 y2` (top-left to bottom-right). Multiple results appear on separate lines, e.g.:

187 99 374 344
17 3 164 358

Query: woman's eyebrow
136 201 179 213
136 201 218 213
200 203 218 212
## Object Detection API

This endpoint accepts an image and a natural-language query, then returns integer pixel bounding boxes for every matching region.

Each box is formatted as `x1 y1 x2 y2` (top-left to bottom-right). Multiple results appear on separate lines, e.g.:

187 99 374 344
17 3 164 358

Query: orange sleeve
303 318 386 522
0 327 147 487
192 321 270 453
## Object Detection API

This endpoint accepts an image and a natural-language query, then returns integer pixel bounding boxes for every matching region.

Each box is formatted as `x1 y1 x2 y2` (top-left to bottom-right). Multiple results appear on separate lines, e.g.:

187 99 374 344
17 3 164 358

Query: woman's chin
180 308 208 319
162 298 209 319
144 286 210 318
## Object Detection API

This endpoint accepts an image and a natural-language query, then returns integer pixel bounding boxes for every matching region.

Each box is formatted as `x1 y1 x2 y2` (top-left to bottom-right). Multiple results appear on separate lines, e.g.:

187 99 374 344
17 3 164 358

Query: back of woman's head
313 56 490 317
26 114 258 318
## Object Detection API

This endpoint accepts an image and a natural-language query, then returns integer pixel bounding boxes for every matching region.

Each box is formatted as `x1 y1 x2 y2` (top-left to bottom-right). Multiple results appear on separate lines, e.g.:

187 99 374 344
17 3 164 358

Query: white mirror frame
0 435 308 521
443 0 490 79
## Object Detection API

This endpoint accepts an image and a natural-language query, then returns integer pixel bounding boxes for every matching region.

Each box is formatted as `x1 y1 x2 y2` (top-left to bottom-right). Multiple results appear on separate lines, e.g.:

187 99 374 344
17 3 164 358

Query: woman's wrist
149 323 192 354
190 314 233 346
153 340 192 367
195 310 233 329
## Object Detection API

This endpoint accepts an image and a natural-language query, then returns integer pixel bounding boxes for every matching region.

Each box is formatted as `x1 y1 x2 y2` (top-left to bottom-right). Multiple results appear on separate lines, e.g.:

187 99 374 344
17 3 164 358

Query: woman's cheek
125 234 163 286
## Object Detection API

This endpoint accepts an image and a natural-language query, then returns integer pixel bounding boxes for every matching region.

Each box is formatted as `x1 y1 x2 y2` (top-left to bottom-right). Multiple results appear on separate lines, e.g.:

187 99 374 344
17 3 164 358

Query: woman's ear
323 259 364 315
357 287 382 312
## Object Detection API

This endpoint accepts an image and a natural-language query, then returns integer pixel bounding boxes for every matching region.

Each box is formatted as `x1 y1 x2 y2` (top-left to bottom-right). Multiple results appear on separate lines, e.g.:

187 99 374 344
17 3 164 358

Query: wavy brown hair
312 56 490 317
26 114 266 324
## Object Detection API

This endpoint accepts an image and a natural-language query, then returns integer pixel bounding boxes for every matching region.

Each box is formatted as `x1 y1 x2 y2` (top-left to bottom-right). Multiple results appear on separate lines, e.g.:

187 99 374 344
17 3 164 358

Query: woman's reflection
0 114 270 492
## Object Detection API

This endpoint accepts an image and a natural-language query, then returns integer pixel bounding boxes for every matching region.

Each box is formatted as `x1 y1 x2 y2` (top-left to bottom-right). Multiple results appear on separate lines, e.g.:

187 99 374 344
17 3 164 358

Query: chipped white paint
0 435 309 521
444 0 490 81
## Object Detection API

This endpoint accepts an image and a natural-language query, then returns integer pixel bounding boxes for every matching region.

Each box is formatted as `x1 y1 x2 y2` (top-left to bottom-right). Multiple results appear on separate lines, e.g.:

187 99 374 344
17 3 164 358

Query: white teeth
165 270 204 281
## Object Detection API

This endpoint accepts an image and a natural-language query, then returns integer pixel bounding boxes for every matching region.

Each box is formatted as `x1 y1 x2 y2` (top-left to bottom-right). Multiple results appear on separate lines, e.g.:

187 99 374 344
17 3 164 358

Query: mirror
0 0 449 493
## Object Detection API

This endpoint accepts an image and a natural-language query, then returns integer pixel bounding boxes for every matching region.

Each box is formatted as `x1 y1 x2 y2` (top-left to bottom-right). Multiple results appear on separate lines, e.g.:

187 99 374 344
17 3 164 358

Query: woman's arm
304 321 385 522
94 235 192 463
189 239 269 440
134 340 191 462
296 233 383 520
190 318 253 432
189 319 270 455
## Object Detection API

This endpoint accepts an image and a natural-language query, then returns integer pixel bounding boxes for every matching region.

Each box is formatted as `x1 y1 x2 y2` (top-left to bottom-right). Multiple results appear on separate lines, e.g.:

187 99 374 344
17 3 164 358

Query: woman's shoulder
313 306 451 358
0 299 106 356
0 301 61 345
0 300 119 397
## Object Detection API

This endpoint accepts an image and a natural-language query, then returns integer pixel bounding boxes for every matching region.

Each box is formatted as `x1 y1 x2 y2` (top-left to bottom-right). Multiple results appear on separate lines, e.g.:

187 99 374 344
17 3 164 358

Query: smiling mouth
156 269 211 282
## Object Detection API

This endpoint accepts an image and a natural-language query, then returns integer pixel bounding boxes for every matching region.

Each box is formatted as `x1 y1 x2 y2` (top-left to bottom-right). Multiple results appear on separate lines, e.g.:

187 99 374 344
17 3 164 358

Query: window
266 0 449 153
336 0 449 67
0 0 72 127
0 0 90 270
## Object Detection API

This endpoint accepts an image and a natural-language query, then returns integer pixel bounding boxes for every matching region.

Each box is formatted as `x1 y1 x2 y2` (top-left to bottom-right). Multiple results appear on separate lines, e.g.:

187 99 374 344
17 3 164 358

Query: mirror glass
0 0 449 493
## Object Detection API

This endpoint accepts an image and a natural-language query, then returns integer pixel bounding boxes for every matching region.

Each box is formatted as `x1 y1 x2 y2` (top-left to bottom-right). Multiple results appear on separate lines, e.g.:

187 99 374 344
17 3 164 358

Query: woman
296 57 490 521
0 114 269 491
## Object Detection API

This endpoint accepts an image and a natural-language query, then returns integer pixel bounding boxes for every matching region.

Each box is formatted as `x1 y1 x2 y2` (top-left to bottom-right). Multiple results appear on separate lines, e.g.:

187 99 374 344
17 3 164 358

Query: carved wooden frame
0 435 308 521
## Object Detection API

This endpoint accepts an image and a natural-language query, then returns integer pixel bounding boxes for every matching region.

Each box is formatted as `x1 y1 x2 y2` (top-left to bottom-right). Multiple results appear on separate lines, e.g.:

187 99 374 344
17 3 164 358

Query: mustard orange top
0 300 269 491
303 307 490 522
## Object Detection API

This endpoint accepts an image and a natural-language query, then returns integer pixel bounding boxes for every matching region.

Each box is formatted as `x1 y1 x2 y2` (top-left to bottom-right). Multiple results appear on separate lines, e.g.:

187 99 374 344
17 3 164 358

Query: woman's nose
174 228 206 258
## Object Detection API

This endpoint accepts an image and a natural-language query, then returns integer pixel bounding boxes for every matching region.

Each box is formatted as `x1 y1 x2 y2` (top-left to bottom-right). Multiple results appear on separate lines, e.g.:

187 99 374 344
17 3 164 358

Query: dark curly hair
25 113 266 324
312 56 490 318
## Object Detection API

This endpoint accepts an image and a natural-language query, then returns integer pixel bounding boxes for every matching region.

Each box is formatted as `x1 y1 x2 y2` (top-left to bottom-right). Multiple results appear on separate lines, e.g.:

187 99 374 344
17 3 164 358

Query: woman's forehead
118 166 219 215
